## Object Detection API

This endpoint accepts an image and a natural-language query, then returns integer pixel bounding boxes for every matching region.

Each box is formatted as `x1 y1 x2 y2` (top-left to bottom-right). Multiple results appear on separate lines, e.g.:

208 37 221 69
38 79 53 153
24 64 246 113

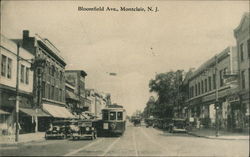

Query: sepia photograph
0 0 249 156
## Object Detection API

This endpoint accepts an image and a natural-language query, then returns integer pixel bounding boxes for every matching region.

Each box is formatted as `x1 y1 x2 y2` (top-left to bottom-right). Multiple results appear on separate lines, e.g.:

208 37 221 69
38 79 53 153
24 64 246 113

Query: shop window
7 58 12 78
110 112 116 120
1 55 7 76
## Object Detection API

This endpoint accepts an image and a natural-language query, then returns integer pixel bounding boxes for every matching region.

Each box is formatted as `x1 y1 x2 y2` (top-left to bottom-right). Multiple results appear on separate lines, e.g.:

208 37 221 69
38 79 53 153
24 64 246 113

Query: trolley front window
110 112 116 120
117 112 123 120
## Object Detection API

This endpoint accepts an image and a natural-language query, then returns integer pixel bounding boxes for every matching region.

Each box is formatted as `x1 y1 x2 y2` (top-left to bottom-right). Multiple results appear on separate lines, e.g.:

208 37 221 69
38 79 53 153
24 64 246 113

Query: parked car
169 118 187 133
45 120 72 139
71 119 97 140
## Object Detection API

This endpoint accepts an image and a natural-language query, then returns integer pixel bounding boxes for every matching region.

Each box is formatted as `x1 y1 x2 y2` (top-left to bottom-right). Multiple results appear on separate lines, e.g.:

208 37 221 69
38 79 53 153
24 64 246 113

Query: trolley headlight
86 127 90 131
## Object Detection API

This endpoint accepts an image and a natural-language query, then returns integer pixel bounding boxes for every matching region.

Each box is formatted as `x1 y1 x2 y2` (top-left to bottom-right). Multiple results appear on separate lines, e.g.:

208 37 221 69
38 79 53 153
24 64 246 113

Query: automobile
45 120 71 139
168 118 187 133
71 119 97 140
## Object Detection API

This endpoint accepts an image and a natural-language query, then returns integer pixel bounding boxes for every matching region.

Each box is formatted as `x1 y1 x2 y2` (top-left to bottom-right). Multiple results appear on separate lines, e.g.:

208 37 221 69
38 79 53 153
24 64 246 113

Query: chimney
23 30 29 40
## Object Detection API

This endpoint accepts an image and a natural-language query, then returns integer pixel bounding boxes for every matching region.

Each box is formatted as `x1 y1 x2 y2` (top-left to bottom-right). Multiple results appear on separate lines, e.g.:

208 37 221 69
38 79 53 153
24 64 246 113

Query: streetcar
96 106 126 136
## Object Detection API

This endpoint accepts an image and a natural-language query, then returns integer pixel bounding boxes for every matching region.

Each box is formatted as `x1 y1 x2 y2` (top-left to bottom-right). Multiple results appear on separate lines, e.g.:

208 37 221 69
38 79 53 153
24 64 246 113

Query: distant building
234 12 250 131
65 70 87 115
0 34 36 134
187 46 238 129
86 89 108 118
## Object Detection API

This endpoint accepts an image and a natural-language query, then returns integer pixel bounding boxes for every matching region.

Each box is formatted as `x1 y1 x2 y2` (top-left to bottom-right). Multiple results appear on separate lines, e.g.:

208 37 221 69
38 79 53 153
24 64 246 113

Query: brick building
13 30 74 131
233 12 250 131
187 46 238 129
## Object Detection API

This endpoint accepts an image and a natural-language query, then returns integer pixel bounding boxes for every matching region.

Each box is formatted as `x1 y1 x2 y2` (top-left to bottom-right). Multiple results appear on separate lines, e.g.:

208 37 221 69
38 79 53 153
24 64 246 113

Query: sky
1 1 249 115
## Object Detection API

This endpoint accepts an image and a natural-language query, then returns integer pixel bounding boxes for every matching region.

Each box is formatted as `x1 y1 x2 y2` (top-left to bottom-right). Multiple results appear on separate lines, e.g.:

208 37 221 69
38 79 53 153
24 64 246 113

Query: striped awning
20 108 51 117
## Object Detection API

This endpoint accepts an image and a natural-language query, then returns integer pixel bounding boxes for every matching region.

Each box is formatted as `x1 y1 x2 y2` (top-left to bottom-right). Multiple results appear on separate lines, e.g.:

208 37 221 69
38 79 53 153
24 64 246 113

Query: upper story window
247 39 250 58
7 58 12 79
20 64 25 83
195 84 197 96
205 79 208 92
25 67 29 84
198 82 201 95
240 43 244 62
201 80 204 93
1 55 7 77
219 70 224 87
213 74 216 89
208 76 212 91
241 70 245 89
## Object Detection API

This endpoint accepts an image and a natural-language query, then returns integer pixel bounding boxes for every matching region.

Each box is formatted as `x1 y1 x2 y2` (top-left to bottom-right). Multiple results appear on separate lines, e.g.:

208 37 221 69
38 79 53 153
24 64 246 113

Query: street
0 123 249 156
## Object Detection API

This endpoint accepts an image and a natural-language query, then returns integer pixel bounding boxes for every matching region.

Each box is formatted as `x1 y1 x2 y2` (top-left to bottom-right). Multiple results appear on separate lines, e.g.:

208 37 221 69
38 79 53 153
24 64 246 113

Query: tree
148 70 186 119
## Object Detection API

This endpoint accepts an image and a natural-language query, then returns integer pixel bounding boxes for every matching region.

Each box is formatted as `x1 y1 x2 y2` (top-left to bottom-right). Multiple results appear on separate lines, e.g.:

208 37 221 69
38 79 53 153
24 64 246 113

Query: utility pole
15 43 20 142
214 55 219 137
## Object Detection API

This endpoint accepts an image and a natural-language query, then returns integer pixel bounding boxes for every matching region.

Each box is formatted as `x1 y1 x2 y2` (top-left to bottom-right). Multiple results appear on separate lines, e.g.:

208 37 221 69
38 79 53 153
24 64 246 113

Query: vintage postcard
0 0 249 156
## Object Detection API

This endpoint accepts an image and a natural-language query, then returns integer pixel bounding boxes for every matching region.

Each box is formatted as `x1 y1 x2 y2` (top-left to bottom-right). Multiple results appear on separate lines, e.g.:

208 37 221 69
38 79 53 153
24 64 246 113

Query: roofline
234 12 250 36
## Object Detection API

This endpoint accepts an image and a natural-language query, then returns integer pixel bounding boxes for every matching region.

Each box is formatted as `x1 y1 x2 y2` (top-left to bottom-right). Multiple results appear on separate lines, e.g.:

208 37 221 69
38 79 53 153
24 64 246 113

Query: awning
20 108 51 117
0 109 10 115
65 91 79 101
43 104 76 118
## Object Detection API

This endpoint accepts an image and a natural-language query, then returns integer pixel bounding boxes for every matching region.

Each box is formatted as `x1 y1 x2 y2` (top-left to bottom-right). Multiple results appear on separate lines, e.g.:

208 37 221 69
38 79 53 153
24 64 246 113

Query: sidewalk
188 128 249 140
0 132 45 146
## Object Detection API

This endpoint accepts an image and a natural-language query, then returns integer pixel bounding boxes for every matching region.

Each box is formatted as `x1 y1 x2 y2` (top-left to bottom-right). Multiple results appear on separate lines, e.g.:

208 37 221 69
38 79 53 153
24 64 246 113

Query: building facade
234 12 250 131
65 70 88 114
14 30 74 131
0 34 35 134
187 46 239 130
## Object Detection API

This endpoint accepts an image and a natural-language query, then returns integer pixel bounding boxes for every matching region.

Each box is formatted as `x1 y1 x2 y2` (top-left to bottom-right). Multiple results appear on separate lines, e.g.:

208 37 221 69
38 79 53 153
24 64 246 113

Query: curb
0 138 45 147
187 132 249 141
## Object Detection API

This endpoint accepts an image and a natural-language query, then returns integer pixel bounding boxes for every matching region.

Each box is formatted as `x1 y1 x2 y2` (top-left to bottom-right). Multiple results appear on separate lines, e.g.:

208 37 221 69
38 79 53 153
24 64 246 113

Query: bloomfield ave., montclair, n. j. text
78 6 159 12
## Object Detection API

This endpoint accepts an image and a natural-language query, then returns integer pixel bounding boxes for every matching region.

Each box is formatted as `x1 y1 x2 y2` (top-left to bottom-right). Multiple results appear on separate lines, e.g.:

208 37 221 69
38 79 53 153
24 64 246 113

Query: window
103 111 109 120
1 55 7 76
205 79 208 92
213 74 216 89
42 82 46 98
7 58 12 78
192 86 194 97
25 67 29 84
219 70 224 87
117 112 123 120
20 65 25 83
241 71 245 89
59 89 62 101
110 112 116 120
51 86 55 100
240 43 244 61
195 84 197 96
201 80 204 94
198 82 200 95
208 76 212 91
248 39 250 58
